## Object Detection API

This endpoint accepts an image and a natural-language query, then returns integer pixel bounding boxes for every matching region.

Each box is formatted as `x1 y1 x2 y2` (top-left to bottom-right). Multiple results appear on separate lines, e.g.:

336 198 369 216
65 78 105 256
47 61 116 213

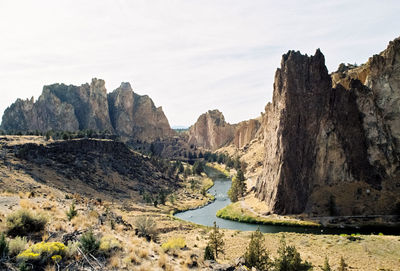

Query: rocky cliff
1 79 174 142
108 82 174 141
233 118 261 149
255 37 400 216
188 109 235 151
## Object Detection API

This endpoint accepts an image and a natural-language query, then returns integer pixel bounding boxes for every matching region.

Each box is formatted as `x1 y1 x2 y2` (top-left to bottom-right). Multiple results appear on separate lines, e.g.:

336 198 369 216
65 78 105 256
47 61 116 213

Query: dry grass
71 213 98 230
108 254 120 268
137 247 149 259
19 199 32 209
158 253 168 268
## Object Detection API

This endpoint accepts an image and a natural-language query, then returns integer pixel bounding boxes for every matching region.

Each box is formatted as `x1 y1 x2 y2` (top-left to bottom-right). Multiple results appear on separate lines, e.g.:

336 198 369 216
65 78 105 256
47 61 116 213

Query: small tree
208 221 224 259
244 227 271 270
0 233 9 259
228 170 246 202
66 201 78 221
274 235 312 271
322 256 331 271
193 161 204 175
158 190 167 205
169 194 175 205
338 257 348 271
80 230 100 254
204 245 215 260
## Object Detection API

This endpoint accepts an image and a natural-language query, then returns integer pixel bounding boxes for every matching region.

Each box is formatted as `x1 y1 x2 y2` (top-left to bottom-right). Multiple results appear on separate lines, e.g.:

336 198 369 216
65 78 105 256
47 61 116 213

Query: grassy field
217 202 320 227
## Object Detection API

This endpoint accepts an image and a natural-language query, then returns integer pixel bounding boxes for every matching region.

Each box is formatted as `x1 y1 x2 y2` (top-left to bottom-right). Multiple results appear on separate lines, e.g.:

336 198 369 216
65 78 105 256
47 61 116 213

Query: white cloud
0 0 399 126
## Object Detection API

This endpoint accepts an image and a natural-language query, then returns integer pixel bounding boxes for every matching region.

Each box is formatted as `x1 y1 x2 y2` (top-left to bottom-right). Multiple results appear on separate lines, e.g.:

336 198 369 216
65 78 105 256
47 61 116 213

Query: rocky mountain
255 37 400 216
188 109 235 150
1 79 174 142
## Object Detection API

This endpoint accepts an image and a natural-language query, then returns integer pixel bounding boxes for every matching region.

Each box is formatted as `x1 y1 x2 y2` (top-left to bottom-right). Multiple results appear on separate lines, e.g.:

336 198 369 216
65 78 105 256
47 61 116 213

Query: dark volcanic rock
256 37 400 216
13 139 176 197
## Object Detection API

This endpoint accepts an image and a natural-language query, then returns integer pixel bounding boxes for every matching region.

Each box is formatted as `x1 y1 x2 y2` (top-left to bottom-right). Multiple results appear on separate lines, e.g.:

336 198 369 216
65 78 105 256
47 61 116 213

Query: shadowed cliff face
256 37 400 216
1 79 174 142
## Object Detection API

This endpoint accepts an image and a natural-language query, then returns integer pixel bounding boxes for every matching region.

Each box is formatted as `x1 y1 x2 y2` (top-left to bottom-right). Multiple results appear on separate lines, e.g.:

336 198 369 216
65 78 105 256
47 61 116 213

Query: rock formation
108 82 174 141
1 79 174 142
255 37 400 216
188 110 235 151
233 118 261 149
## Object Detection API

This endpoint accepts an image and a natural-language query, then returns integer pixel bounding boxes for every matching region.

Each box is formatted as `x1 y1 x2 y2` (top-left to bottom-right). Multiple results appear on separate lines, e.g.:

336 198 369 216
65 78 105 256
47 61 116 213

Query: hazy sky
0 1 399 127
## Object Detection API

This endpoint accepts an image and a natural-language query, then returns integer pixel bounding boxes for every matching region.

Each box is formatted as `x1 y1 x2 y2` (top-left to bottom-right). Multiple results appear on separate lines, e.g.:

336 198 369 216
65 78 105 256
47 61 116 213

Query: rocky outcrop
188 110 235 151
1 79 174 142
233 118 261 149
255 37 400 216
108 82 174 141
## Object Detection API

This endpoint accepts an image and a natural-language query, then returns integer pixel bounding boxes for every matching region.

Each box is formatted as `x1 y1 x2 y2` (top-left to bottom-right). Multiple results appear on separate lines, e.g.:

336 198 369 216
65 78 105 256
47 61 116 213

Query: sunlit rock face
1 79 174 142
188 109 235 151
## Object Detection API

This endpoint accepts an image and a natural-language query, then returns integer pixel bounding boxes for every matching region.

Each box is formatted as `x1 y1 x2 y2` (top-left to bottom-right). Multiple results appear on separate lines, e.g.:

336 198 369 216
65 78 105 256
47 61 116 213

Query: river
174 169 398 235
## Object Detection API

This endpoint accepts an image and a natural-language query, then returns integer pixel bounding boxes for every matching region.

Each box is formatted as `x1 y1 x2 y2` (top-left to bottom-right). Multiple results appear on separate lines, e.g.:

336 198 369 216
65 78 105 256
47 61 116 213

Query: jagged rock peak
188 109 235 151
1 78 174 142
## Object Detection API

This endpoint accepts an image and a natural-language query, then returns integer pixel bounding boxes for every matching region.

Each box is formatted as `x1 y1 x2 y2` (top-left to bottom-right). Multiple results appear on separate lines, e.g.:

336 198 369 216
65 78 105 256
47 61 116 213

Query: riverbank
216 201 320 228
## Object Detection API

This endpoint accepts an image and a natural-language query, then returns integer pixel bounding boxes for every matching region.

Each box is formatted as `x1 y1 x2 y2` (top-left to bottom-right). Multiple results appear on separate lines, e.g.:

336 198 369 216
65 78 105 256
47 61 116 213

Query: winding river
174 169 398 235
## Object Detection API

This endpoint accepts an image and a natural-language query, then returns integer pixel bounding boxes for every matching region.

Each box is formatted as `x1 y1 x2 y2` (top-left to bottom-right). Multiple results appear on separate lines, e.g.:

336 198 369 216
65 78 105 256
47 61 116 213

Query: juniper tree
244 227 271 270
208 221 224 259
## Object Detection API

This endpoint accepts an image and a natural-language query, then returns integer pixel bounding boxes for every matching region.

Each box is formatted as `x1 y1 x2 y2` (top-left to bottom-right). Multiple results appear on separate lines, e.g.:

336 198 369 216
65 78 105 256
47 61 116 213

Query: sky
0 1 399 127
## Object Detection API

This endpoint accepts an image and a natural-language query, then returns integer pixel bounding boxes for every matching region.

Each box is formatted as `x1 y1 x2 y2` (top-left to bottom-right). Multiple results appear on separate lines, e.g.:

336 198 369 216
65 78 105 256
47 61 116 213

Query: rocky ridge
3 138 176 199
255 37 400 216
1 79 174 142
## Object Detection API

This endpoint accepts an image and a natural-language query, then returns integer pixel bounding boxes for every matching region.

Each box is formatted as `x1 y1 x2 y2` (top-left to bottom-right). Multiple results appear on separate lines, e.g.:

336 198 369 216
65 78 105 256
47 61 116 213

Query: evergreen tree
244 227 271 270
338 257 348 271
322 256 331 271
208 221 224 259
273 235 312 271
0 232 9 259
227 170 246 202
193 161 204 175
233 156 241 170
178 162 184 173
204 245 215 260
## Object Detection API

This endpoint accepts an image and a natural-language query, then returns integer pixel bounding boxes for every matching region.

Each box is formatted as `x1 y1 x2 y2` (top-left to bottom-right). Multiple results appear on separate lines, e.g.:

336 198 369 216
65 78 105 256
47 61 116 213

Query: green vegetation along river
175 170 399 235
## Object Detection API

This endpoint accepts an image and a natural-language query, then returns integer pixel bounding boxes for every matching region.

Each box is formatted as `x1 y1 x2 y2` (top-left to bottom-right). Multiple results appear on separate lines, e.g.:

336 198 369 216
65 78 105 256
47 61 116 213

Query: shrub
99 235 121 255
134 216 158 241
204 245 215 260
79 230 100 254
66 202 78 221
273 235 312 271
161 237 186 252
0 233 9 259
244 228 271 270
65 241 79 259
6 209 47 237
9 236 28 256
17 242 66 265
